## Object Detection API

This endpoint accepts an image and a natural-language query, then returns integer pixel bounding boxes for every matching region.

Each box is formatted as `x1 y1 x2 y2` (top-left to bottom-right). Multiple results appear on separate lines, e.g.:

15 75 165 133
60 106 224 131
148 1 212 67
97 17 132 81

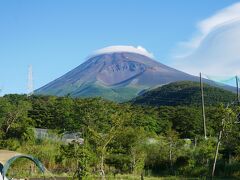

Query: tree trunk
212 127 223 177
100 153 105 180
169 142 173 174
132 150 136 174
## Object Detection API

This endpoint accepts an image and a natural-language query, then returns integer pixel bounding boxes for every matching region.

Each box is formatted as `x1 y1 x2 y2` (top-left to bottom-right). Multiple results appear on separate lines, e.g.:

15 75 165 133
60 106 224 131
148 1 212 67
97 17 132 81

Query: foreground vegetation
0 94 240 179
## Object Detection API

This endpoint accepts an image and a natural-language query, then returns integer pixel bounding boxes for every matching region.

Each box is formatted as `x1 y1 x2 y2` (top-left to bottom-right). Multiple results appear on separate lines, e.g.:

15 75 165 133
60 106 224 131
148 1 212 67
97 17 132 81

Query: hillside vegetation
0 94 240 179
132 81 236 106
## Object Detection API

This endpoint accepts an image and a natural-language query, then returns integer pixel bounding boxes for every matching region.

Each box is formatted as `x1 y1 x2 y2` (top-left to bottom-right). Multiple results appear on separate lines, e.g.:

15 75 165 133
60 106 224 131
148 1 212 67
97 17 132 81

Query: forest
0 91 240 179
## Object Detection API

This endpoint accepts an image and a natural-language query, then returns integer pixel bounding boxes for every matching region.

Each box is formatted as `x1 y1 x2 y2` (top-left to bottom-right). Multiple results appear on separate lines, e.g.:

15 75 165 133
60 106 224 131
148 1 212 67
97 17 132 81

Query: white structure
27 65 34 96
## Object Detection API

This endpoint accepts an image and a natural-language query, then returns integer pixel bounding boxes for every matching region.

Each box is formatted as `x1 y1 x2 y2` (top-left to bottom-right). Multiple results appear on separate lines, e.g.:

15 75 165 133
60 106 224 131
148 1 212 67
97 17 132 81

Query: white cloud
91 45 154 59
171 2 240 76
181 2 240 50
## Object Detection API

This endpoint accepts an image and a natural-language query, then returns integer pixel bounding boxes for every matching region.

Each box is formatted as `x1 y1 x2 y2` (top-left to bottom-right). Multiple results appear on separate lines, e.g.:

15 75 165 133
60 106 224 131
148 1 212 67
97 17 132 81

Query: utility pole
236 76 239 104
27 65 34 96
200 73 207 139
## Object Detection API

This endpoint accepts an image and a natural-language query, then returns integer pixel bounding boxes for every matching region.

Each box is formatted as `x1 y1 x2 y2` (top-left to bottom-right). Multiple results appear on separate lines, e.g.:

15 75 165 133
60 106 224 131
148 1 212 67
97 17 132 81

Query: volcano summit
36 46 198 101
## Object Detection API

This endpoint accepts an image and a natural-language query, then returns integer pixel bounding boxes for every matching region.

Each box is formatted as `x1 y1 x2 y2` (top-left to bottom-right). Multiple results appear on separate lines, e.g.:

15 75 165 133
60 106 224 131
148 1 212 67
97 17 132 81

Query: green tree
60 141 93 180
0 98 32 139
86 110 128 179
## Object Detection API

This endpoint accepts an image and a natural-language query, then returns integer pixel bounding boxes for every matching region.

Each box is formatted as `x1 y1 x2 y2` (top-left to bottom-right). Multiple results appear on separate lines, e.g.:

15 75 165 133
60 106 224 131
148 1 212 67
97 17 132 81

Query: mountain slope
131 81 236 106
35 46 200 101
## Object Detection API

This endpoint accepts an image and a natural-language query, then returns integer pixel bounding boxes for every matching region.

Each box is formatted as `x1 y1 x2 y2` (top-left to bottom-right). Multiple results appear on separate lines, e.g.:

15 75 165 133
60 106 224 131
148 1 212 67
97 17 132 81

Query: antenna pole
28 65 34 96
200 73 207 139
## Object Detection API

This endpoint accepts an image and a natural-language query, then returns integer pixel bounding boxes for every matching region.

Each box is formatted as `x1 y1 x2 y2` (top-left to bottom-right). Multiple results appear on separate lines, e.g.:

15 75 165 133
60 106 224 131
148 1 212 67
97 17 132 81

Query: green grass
19 174 240 180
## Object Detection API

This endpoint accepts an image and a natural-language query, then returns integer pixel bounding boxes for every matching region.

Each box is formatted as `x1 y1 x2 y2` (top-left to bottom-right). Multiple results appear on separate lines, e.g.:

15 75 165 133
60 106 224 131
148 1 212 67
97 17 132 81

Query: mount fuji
35 46 202 101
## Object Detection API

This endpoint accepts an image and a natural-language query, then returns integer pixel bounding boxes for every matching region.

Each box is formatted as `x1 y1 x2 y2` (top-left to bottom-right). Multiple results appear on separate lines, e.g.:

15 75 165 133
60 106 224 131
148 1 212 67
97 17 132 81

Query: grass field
29 175 239 180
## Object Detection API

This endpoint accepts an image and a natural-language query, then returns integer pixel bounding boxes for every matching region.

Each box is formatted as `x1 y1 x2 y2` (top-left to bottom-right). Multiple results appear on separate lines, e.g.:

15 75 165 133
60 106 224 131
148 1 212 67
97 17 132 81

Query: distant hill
131 81 236 106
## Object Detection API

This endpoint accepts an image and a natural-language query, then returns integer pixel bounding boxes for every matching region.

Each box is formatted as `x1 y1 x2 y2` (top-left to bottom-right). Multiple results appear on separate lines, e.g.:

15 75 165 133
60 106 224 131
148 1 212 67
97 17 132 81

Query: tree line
0 94 240 179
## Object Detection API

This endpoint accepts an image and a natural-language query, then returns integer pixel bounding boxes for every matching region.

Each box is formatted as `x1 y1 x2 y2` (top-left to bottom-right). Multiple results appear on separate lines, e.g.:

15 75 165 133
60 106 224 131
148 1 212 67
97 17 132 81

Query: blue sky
0 0 240 95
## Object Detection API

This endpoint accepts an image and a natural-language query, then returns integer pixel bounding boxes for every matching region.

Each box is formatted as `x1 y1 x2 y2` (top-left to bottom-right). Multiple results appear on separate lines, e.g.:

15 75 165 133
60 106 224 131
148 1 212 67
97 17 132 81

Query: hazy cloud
171 2 240 76
91 45 154 59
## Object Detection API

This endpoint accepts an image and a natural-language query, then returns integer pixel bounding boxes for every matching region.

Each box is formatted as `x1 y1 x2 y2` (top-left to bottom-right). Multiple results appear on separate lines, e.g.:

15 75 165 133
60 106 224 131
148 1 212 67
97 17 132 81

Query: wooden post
212 119 224 177
200 73 207 139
